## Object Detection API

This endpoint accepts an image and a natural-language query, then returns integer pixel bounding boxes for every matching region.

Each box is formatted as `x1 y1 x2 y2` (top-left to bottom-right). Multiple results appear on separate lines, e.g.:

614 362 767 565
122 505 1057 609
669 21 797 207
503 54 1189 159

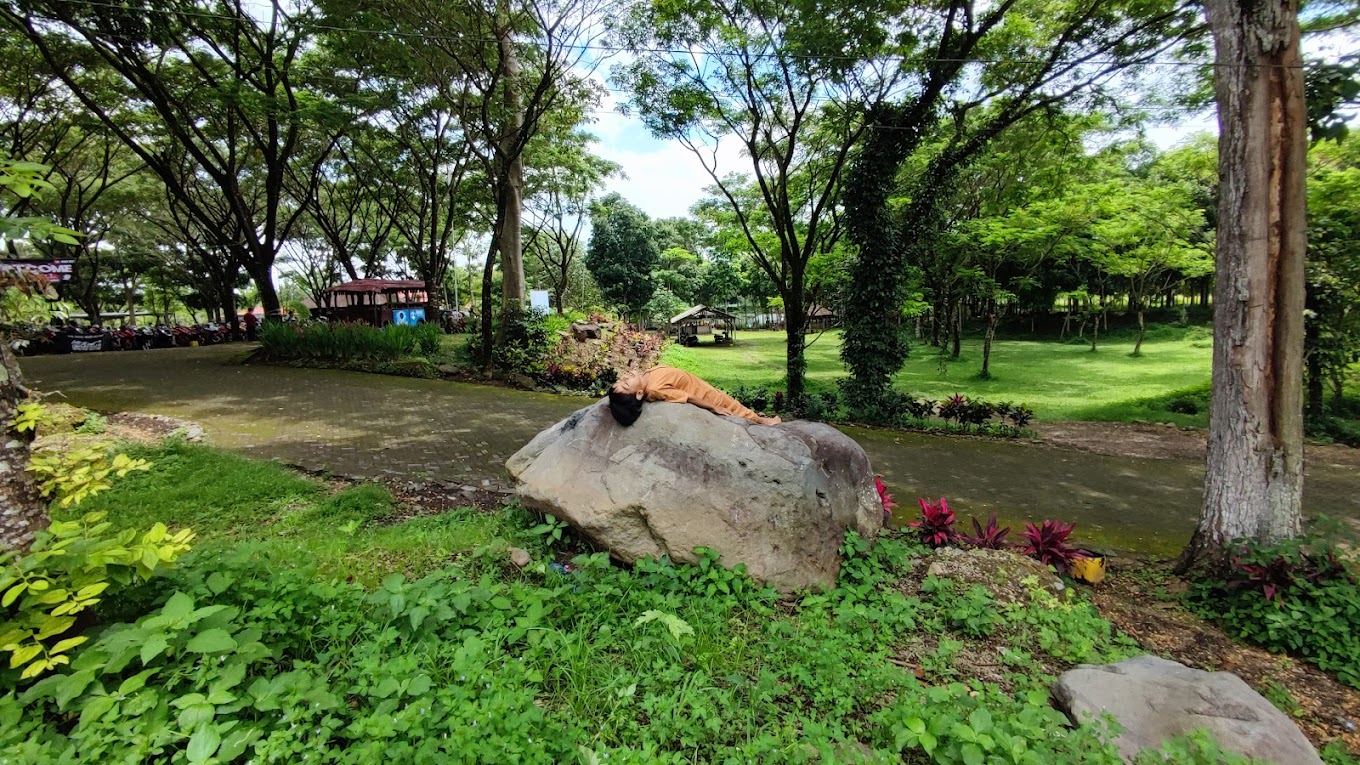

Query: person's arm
644 386 689 405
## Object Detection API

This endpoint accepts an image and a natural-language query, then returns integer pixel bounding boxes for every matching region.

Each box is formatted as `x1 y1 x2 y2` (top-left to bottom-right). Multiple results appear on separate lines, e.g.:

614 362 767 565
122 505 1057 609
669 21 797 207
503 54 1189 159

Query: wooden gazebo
314 279 429 326
670 305 736 347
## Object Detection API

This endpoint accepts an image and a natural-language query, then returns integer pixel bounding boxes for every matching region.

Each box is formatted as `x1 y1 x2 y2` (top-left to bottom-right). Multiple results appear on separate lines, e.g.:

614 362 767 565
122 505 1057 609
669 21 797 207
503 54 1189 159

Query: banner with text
0 258 75 283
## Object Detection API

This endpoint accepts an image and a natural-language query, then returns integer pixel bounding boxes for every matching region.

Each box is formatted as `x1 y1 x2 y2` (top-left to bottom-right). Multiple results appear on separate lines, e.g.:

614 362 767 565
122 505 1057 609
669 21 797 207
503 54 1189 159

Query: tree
1303 135 1360 421
1179 0 1308 569
523 128 618 314
584 193 657 319
613 0 898 403
837 0 1201 415
1 0 362 319
0 160 78 552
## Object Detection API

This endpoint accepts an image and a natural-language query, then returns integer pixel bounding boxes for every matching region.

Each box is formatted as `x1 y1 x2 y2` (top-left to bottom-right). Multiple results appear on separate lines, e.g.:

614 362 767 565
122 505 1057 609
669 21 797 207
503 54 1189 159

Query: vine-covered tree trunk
0 344 46 552
783 267 807 404
1180 0 1306 570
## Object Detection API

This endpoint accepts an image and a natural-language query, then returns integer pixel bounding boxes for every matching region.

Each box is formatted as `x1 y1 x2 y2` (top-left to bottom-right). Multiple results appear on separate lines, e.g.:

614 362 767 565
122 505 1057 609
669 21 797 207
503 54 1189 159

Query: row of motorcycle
19 322 245 355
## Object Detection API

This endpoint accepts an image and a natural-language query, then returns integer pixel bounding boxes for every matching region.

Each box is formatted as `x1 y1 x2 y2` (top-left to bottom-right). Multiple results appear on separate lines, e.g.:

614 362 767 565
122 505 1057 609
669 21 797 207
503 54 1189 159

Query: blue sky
587 90 1221 221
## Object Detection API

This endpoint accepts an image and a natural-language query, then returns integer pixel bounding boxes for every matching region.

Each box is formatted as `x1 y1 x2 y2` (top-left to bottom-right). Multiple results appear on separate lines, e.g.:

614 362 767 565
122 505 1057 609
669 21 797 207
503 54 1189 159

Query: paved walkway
22 345 1360 556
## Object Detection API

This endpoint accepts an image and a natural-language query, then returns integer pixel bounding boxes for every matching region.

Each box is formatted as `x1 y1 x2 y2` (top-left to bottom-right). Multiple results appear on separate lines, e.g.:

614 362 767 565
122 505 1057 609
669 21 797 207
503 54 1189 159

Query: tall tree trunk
950 301 962 359
480 229 500 371
248 264 281 320
980 304 996 378
783 266 807 404
124 274 137 328
1133 309 1146 356
495 2 526 332
0 345 47 552
1179 0 1306 571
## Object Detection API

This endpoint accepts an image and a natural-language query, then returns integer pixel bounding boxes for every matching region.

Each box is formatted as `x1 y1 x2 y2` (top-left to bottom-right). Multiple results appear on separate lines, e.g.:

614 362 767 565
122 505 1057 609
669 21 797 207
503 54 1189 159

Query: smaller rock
437 364 460 375
1053 656 1322 764
924 547 1064 603
507 372 536 389
569 322 600 340
182 424 205 442
509 547 532 568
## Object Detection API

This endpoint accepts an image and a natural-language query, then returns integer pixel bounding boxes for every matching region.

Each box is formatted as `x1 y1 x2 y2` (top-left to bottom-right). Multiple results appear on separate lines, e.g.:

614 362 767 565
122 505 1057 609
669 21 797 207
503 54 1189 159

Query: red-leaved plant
911 497 959 547
1019 520 1087 573
1228 544 1346 602
875 476 896 518
962 513 1012 549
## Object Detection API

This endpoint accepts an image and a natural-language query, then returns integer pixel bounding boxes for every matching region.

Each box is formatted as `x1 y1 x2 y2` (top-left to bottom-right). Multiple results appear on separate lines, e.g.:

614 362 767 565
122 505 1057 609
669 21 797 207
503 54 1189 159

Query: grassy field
662 324 1215 423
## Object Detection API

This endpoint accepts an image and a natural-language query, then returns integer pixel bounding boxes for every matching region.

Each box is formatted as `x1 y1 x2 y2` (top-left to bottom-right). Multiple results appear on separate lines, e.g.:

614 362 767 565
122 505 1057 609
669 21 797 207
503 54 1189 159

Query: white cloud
587 95 748 219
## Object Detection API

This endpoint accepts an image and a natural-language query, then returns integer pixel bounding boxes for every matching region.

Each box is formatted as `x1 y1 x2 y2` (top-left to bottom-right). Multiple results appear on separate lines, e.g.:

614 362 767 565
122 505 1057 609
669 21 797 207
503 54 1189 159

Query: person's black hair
608 390 643 426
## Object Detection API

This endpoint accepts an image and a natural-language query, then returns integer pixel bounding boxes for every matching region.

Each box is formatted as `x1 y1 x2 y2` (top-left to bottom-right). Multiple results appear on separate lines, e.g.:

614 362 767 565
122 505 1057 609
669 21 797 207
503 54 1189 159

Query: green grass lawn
73 441 522 586
662 325 1215 423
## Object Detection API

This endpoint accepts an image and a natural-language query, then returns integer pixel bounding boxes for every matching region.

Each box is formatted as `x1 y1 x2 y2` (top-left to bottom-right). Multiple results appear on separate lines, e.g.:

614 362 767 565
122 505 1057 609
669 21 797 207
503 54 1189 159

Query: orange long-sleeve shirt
642 366 765 424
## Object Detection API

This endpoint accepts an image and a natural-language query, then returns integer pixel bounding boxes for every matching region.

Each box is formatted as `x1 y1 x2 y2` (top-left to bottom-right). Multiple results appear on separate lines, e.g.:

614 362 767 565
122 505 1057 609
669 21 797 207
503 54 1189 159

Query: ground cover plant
0 440 1268 764
1188 528 1360 689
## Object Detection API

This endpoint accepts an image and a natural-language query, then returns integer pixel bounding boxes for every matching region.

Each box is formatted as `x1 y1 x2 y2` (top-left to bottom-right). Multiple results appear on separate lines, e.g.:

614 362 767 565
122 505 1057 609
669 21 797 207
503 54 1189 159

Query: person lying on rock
608 366 782 427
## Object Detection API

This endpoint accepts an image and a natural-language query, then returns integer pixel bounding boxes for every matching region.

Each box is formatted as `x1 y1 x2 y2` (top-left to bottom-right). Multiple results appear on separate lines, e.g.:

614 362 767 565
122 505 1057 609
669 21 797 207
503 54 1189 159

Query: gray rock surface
1053 655 1322 764
924 547 1064 603
506 400 883 592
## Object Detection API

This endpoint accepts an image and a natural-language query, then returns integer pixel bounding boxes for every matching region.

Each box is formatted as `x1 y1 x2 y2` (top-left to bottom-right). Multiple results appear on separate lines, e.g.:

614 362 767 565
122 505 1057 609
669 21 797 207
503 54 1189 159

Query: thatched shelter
670 305 736 346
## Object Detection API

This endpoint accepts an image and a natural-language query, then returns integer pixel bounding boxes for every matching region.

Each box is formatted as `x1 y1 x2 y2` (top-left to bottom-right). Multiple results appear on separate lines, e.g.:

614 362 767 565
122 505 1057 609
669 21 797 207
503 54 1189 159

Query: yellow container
189 340 199 347
1070 555 1107 585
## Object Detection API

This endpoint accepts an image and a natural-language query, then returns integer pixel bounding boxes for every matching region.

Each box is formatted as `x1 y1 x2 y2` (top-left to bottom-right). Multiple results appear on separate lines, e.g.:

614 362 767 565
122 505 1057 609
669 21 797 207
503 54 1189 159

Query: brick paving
21 345 1360 555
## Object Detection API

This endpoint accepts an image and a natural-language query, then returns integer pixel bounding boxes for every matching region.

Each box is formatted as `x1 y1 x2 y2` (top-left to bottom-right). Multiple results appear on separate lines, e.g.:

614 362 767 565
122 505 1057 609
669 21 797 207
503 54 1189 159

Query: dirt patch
1034 420 1360 468
383 478 517 520
1090 564 1360 755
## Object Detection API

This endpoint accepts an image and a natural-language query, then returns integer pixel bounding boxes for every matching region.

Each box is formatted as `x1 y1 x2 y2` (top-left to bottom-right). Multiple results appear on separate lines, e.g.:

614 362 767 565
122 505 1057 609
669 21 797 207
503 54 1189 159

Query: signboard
0 258 75 283
391 308 426 326
69 332 111 353
529 289 551 314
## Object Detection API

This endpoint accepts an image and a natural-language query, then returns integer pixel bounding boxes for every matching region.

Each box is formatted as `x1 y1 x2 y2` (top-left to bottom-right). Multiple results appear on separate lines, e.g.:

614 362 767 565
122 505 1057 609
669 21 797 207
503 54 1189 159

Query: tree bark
981 305 996 378
495 2 526 330
783 265 807 404
1133 309 1145 356
247 264 281 320
1180 0 1307 570
0 344 47 553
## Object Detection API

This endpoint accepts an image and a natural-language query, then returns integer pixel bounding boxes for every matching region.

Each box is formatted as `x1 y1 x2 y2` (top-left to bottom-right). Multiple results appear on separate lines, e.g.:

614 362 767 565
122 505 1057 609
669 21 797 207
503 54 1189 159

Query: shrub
259 321 439 363
962 513 1012 550
910 498 959 548
874 476 896 519
463 306 554 377
1019 520 1086 574
1189 534 1360 688
1 512 194 679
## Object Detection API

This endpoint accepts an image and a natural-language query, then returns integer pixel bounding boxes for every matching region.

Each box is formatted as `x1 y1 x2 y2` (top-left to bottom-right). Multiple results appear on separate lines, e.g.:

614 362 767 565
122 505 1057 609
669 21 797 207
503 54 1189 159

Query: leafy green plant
1189 534 1360 688
1 512 193 679
463 305 555 376
75 412 108 435
259 320 441 364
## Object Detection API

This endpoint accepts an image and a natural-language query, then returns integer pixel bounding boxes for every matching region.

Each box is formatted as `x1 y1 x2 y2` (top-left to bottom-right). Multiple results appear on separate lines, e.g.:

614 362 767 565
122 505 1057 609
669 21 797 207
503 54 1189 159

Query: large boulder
506 400 883 592
1052 655 1322 764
